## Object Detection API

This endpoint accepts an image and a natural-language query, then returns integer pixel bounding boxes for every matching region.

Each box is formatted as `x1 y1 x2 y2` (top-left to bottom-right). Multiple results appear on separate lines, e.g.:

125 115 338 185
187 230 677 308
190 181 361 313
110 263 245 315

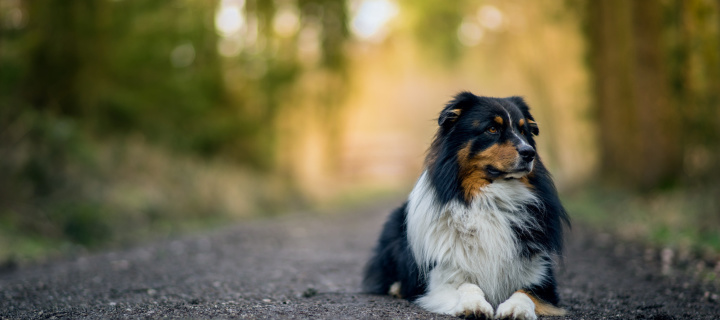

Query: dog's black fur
362 92 570 312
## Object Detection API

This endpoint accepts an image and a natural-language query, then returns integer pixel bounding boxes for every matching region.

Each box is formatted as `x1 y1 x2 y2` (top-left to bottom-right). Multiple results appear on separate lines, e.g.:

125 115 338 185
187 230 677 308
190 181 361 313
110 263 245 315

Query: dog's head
427 92 540 202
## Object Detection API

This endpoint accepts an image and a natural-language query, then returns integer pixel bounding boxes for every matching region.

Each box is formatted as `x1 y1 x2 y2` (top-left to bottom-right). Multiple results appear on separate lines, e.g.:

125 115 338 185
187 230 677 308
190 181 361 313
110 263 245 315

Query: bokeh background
1 0 719 265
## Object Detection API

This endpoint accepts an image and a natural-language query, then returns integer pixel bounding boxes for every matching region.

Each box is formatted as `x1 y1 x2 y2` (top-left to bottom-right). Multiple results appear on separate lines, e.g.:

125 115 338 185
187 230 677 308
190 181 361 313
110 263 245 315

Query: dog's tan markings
516 290 567 316
472 120 481 128
494 116 504 126
518 118 526 127
457 142 491 202
457 141 519 201
519 176 532 189
519 168 536 189
490 141 519 172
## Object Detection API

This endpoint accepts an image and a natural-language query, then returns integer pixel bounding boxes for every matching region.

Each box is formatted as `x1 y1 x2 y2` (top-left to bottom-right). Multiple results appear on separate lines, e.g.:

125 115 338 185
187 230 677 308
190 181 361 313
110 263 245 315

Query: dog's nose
518 145 536 162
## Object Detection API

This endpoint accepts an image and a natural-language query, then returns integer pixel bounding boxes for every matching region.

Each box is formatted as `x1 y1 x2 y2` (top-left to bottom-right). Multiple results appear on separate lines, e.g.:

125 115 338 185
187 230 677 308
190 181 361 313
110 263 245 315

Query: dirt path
1 200 719 319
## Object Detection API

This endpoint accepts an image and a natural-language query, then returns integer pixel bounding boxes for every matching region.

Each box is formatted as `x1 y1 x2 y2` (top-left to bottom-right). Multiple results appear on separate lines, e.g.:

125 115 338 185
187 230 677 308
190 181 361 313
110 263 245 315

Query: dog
362 92 570 319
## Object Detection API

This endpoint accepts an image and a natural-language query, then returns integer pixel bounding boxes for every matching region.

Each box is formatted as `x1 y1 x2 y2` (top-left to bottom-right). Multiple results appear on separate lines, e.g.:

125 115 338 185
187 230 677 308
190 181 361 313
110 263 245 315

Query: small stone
302 287 318 298
661 248 674 275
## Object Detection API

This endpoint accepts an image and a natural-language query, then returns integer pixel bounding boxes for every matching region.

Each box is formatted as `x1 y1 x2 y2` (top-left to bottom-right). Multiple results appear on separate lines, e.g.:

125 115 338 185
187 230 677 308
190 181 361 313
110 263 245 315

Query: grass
0 111 298 265
563 183 720 259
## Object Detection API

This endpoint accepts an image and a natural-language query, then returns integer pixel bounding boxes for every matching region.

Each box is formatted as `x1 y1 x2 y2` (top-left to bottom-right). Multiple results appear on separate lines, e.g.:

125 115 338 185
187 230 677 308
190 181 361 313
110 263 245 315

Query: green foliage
13 0 235 159
3 0 352 166
399 0 468 63
565 184 720 255
51 201 111 246
0 108 288 263
0 110 108 259
0 0 354 262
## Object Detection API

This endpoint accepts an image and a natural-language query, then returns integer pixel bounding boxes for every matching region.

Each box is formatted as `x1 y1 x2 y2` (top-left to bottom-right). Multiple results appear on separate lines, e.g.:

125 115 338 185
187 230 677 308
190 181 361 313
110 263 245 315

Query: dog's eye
487 126 499 134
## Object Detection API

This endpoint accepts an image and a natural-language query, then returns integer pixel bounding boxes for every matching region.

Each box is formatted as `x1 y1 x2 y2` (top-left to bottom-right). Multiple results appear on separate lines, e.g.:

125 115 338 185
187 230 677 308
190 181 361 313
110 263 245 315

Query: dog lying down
363 92 570 320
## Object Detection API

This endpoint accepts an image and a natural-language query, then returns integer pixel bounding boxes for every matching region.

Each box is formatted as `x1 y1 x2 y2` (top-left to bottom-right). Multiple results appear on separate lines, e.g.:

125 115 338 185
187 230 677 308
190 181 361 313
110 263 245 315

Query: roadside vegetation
565 185 720 258
0 109 298 263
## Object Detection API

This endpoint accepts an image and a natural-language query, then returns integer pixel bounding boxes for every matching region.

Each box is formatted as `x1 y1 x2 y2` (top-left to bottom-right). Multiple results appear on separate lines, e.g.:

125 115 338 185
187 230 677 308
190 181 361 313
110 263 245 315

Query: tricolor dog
362 92 570 319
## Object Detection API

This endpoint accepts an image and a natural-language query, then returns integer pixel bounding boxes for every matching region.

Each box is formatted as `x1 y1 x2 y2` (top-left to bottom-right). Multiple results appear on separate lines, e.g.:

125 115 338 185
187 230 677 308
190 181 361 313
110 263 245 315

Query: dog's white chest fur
406 171 548 307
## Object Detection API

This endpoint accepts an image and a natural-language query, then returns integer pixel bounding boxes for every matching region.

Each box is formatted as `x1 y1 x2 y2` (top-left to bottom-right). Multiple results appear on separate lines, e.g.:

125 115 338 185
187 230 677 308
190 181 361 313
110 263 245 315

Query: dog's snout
518 145 536 162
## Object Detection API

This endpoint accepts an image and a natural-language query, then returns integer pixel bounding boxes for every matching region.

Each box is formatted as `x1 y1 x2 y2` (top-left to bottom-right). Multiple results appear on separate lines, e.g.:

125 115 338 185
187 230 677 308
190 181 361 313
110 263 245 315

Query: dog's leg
496 290 566 319
495 291 537 320
455 283 495 319
416 268 493 319
502 268 565 318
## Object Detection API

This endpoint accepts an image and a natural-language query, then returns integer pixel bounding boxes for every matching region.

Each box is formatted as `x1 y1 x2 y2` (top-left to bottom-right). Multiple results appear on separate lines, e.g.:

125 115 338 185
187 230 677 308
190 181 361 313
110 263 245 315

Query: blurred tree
400 0 467 63
668 0 720 183
585 0 720 190
225 0 350 170
17 0 247 158
21 0 104 116
6 0 351 171
1 0 350 252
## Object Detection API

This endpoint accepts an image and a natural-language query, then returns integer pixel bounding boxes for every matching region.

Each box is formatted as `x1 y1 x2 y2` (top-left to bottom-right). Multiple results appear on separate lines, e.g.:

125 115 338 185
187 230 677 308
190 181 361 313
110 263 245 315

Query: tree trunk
586 0 683 190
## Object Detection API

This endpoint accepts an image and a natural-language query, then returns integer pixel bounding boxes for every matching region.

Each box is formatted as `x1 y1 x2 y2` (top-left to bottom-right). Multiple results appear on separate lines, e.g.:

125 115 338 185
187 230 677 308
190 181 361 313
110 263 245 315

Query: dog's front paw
495 292 536 320
454 284 494 319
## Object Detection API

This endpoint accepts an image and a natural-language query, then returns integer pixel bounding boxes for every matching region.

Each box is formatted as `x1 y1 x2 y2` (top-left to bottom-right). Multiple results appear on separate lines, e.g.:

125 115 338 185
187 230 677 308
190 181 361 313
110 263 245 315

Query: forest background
1 0 718 267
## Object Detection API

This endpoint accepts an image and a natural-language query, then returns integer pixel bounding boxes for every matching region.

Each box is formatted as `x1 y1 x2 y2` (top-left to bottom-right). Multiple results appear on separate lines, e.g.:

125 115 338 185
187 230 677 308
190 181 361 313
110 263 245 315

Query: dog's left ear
527 119 539 136
508 96 539 136
439 91 479 128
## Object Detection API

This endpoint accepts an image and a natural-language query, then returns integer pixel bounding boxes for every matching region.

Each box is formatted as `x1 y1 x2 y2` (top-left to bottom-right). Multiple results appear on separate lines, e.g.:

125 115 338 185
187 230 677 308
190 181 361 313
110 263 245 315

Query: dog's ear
438 108 462 127
527 119 539 136
508 96 539 136
439 92 478 128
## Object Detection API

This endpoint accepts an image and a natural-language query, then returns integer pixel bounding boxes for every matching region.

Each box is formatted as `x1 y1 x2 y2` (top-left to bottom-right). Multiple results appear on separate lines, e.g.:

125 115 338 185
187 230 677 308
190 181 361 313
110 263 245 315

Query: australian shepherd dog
362 92 570 319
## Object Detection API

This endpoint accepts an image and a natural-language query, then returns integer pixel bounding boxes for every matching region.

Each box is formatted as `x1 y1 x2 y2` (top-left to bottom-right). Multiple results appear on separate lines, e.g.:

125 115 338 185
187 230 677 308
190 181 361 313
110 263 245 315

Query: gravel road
1 200 719 319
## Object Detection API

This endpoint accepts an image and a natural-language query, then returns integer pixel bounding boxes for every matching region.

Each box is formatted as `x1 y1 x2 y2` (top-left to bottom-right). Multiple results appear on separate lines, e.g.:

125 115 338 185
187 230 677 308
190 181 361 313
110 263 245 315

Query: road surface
1 200 719 319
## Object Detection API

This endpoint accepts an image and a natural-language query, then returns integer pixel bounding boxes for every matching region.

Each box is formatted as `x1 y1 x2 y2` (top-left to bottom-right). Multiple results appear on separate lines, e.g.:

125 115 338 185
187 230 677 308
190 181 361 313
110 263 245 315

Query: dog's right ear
439 91 478 128
508 96 539 136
